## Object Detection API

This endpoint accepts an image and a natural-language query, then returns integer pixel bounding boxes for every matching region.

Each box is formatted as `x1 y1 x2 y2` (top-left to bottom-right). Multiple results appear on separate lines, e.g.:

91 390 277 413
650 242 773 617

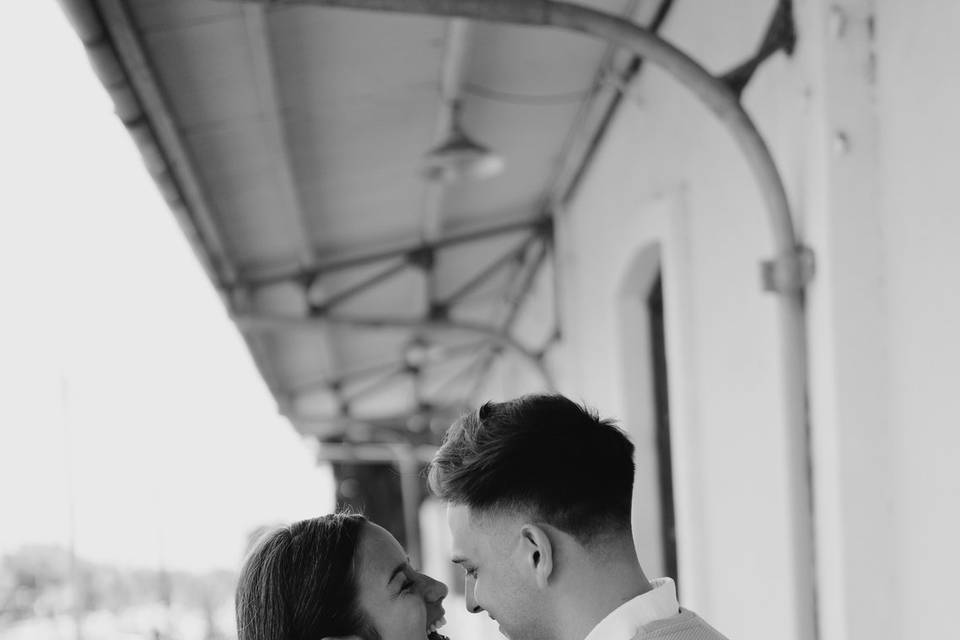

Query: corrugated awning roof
60 0 670 445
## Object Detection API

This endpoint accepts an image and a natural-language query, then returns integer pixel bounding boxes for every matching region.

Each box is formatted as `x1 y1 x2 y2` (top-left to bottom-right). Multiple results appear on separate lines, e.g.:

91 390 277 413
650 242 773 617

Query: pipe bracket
761 245 815 293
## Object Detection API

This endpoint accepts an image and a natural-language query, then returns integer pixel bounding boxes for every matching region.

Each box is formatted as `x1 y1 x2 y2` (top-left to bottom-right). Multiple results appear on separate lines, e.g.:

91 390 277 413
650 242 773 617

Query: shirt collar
582 578 681 640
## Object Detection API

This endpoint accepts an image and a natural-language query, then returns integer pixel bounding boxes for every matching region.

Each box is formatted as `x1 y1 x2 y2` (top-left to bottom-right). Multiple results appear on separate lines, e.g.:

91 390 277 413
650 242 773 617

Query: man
426 394 729 640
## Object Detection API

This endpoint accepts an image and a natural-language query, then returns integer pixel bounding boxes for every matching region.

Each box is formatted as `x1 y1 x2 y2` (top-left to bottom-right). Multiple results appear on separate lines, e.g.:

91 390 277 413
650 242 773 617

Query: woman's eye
399 578 415 593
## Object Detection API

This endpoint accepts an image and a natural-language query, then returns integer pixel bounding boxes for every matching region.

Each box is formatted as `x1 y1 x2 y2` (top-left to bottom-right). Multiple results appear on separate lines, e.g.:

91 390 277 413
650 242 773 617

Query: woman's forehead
359 522 407 576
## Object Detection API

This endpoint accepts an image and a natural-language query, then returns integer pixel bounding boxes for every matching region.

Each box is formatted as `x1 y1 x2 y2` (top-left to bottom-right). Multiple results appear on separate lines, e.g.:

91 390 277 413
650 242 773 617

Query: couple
236 394 729 640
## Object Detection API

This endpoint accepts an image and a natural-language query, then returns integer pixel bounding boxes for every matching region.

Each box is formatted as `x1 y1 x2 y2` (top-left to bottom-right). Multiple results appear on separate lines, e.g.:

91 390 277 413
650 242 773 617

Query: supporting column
801 2 895 639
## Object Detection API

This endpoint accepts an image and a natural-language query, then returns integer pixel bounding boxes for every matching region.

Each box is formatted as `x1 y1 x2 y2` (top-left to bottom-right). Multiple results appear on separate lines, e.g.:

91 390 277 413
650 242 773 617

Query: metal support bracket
761 245 816 294
721 0 797 97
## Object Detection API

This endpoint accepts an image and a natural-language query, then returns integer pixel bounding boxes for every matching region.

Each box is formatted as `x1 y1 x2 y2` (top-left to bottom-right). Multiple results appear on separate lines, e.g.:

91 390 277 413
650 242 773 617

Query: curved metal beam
249 0 800 255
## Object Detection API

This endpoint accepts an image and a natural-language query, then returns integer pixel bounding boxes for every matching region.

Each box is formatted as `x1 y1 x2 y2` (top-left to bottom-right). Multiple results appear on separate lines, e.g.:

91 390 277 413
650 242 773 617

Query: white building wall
877 1 960 636
549 1 960 639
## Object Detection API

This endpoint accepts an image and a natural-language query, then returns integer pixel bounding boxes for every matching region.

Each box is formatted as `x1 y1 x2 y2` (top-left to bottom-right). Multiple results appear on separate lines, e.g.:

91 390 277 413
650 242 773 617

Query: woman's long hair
235 513 373 640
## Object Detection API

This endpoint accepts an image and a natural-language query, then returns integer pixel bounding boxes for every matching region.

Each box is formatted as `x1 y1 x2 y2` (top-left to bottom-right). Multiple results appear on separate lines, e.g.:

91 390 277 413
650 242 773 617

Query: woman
236 513 450 640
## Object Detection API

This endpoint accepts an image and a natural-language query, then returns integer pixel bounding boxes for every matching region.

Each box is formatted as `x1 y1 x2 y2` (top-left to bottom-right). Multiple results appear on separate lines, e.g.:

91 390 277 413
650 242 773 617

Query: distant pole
59 375 84 640
155 494 172 637
394 445 423 569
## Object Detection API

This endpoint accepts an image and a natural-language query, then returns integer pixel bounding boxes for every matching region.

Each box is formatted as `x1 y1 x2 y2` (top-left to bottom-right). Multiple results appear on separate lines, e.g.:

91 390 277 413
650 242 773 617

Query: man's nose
464 575 483 614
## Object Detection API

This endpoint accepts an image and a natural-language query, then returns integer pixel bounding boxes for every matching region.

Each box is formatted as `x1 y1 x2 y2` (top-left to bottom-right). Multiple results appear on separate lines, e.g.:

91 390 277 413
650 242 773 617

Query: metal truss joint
428 302 449 321
309 302 330 318
407 246 436 271
534 214 554 238
297 267 320 291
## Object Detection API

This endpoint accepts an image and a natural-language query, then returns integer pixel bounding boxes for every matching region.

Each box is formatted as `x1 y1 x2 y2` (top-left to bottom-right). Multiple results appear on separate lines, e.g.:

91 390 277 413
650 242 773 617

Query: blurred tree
0 545 236 638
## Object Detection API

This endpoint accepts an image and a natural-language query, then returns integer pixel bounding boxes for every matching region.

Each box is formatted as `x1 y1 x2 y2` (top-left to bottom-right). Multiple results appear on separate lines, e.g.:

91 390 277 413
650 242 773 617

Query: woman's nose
417 572 449 602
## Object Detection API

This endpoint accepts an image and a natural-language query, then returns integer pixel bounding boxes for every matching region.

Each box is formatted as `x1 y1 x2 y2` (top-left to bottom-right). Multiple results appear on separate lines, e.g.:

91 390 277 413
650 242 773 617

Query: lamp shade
422 106 504 182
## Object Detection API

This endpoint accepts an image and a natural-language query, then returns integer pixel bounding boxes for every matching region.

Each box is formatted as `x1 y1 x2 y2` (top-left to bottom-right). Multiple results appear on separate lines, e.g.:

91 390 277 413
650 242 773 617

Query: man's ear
517 523 554 589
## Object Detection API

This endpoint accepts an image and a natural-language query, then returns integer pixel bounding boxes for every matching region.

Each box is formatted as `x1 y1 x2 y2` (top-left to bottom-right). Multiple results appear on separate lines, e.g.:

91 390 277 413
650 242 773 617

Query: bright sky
0 2 334 572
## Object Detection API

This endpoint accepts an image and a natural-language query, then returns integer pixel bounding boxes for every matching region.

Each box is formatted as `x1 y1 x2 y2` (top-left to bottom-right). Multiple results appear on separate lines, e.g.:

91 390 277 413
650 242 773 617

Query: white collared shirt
582 578 681 640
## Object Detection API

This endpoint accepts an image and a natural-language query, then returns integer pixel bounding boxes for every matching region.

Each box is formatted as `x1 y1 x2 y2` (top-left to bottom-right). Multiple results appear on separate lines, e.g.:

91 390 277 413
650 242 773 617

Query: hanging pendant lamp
422 101 504 182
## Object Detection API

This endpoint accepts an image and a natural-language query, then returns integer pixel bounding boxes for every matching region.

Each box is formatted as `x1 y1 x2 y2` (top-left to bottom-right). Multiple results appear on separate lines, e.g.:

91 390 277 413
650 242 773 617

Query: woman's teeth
427 616 448 640
427 617 447 634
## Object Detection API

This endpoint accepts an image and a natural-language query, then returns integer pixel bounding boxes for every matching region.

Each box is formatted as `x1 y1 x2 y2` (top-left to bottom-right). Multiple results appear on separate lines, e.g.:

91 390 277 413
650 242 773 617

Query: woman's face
355 522 449 640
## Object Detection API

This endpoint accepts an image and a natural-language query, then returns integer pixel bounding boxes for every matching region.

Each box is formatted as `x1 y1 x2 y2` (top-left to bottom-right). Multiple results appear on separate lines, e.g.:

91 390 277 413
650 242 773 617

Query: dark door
647 271 679 584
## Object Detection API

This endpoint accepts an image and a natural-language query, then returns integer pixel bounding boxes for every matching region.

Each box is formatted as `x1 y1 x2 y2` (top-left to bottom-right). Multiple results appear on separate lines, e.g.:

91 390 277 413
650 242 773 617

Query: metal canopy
61 0 673 443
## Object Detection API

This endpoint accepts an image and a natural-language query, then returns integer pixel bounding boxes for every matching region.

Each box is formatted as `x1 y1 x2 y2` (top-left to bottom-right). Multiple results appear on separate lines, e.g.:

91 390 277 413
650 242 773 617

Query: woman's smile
356 522 451 640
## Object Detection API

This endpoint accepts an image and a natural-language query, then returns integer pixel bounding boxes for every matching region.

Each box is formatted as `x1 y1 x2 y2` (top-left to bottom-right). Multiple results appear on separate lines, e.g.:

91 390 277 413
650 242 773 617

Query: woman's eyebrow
387 557 411 586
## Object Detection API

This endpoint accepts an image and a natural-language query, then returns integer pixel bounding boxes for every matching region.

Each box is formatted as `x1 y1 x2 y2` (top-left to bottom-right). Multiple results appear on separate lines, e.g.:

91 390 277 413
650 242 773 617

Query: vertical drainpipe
236 1 820 637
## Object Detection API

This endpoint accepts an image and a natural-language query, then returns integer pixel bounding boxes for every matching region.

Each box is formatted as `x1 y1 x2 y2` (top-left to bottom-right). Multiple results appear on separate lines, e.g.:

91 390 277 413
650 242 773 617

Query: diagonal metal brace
761 245 815 294
721 0 797 97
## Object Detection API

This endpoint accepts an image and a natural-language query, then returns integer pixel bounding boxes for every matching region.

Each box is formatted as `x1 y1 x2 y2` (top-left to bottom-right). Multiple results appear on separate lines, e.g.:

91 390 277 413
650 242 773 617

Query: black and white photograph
1 2 956 639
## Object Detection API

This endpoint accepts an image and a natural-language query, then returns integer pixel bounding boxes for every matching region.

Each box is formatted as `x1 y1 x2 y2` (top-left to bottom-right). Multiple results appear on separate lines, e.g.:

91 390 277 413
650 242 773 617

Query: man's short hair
427 393 635 543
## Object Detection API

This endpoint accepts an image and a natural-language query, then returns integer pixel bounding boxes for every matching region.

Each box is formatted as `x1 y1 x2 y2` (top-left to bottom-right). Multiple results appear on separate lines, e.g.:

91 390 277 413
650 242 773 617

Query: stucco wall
552 1 959 639
876 0 960 636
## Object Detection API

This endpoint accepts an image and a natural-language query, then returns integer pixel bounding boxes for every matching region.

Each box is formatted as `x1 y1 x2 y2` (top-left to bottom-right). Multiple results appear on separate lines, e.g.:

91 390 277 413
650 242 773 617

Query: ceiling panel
77 0 657 440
